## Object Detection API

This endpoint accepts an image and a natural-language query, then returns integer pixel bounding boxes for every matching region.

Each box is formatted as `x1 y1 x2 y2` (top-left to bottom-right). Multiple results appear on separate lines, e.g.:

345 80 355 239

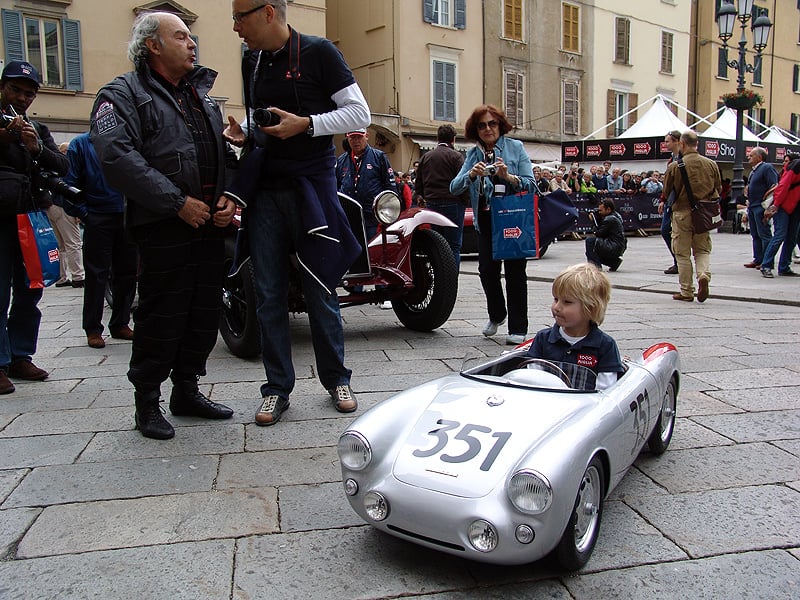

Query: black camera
32 170 82 205
253 108 280 127
485 164 498 177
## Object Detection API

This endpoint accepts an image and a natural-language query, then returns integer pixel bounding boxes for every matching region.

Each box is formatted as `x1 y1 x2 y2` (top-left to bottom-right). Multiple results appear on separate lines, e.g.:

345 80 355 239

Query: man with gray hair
743 146 778 276
90 12 237 439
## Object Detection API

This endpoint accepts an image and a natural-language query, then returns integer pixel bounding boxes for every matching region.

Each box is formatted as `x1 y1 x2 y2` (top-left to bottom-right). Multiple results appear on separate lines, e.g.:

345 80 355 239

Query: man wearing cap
336 127 398 239
0 61 68 394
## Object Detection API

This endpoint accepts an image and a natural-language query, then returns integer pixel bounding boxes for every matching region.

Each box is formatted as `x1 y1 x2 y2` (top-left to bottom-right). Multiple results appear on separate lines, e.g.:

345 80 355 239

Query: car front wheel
553 455 605 571
647 375 677 455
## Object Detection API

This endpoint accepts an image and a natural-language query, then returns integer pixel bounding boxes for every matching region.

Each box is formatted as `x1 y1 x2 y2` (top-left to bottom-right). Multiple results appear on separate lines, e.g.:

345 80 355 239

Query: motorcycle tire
391 228 458 332
219 257 261 358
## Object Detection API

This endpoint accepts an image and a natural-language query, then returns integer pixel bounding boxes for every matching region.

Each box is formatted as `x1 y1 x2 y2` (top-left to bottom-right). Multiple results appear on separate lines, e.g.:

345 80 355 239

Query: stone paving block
0 433 92 469
279 482 364 532
0 390 95 414
788 480 800 493
691 367 800 390
47 361 130 381
666 417 734 451
0 539 234 599
626 485 800 558
674 374 714 393
608 467 668 501
71 374 131 391
0 469 27 503
0 406 132 437
79 424 244 462
3 379 80 398
636 441 798 493
88 388 135 408
246 417 353 452
773 439 800 458
0 506 40 557
694 409 800 443
676 391 742 417
4 455 218 508
218 446 341 490
0 413 14 431
403 581 572 599
234 526 476 600
563 550 799 600
17 487 278 558
707 387 800 412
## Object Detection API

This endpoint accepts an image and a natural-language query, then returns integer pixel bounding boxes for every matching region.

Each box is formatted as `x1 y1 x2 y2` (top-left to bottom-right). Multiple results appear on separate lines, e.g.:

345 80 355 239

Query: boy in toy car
527 263 623 390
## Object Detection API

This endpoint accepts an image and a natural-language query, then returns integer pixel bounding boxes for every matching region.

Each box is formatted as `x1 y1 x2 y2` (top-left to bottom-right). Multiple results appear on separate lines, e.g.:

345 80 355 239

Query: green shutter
63 19 83 91
2 9 25 62
455 0 466 29
423 0 433 24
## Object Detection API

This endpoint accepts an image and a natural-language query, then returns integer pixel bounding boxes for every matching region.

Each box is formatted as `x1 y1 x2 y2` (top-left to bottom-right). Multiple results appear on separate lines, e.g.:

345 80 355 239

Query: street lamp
717 0 772 204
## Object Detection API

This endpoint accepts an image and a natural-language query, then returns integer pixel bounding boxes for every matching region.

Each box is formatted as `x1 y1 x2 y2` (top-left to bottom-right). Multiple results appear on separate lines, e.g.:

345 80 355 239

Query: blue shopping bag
16 210 60 288
491 191 537 260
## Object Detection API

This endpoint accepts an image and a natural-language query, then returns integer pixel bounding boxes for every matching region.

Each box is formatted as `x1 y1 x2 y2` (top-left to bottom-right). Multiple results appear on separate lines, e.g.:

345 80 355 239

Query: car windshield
460 354 599 392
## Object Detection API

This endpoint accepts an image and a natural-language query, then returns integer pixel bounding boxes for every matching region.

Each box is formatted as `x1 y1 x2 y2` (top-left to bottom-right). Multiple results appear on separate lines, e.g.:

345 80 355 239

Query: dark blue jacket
335 146 397 214
64 133 123 218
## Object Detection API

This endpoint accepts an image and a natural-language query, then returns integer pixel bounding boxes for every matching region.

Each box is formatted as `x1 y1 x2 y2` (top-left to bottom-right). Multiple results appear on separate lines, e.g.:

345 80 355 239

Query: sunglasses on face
477 120 498 131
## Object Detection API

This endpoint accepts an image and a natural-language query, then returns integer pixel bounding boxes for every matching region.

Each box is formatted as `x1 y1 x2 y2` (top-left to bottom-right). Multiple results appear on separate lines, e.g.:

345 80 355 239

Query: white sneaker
482 318 505 337
380 300 392 310
506 334 525 345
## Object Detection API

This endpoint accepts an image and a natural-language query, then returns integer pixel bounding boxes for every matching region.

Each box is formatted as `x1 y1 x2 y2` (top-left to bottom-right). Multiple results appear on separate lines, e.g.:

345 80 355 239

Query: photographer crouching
585 198 627 272
0 61 68 394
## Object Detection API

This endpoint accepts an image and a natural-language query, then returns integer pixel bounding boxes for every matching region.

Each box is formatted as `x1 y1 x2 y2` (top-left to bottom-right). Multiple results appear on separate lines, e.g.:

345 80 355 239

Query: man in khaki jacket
662 130 722 303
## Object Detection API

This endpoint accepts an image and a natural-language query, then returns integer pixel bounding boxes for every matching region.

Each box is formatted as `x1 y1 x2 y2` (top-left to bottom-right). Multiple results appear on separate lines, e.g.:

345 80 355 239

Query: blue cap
1 61 41 88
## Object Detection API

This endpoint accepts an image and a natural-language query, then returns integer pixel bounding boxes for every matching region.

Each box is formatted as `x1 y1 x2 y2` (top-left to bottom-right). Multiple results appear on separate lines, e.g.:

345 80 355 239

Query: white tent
618 96 689 138
699 107 760 141
760 126 797 145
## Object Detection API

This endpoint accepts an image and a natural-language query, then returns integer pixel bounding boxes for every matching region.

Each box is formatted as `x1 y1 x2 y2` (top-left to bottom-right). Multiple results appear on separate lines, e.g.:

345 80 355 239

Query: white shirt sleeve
595 372 617 391
310 82 371 137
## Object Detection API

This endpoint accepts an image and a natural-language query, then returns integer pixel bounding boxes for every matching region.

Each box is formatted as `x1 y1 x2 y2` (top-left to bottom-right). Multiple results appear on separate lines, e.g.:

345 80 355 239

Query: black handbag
0 168 30 218
676 159 722 232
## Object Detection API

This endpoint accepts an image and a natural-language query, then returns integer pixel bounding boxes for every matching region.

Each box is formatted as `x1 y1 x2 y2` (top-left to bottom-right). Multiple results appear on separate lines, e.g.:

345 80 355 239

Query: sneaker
506 334 526 346
328 384 357 413
697 277 709 303
0 371 14 394
7 360 48 381
663 265 679 275
87 333 106 349
255 394 290 426
761 268 774 278
779 269 800 277
482 318 506 337
380 300 392 310
55 279 72 288
71 279 85 288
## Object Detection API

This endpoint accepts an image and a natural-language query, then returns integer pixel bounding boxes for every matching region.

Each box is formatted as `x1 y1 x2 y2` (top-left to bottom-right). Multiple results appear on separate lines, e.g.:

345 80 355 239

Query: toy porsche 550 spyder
337 342 679 570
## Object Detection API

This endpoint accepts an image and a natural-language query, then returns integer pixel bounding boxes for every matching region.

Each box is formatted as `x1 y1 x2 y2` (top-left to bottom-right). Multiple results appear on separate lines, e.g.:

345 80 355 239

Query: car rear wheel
553 455 605 571
647 375 677 455
219 257 261 358
391 228 458 331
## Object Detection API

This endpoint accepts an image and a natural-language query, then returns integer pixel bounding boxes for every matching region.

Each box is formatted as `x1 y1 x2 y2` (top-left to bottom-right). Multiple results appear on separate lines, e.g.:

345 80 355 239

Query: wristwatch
306 116 314 137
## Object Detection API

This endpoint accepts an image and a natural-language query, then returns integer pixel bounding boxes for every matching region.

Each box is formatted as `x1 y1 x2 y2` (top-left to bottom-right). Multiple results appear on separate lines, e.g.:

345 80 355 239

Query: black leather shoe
134 391 174 440
169 379 233 420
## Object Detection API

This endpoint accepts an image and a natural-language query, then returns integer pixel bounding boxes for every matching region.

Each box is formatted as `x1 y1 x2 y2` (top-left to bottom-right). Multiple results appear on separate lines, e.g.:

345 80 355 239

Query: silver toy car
338 342 679 570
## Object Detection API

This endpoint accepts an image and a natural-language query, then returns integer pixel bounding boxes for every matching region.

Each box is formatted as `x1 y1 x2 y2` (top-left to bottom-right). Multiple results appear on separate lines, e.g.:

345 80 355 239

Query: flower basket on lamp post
721 90 764 111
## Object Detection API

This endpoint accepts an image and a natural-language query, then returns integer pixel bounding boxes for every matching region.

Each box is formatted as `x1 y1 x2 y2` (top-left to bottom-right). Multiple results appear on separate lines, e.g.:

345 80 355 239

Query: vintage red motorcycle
220 190 459 358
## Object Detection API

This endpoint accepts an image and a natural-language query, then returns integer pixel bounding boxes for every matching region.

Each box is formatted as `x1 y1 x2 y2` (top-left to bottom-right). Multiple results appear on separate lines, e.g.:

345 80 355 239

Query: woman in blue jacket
450 105 534 345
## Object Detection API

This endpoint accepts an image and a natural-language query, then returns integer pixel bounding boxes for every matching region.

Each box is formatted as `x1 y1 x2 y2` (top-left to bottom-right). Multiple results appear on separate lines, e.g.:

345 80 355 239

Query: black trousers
477 209 528 336
127 219 225 391
82 212 138 335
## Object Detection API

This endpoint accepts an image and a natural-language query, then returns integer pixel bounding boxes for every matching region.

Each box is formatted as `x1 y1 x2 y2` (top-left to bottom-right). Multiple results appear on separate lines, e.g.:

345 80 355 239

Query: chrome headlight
508 470 553 514
373 190 402 225
468 519 498 552
338 431 372 471
364 491 389 521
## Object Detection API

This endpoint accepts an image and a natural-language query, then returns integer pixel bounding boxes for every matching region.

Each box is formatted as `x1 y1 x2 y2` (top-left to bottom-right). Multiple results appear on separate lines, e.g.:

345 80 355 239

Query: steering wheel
515 358 573 388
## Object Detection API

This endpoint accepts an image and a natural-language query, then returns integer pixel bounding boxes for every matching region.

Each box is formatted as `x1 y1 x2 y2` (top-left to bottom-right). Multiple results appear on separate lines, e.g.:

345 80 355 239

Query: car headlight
338 431 372 471
468 519 498 552
508 470 553 514
364 491 389 521
373 190 402 225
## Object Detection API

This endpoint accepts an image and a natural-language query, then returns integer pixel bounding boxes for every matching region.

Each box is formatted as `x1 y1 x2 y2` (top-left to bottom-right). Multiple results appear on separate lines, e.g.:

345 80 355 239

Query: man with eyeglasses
0 61 68 394
224 0 370 426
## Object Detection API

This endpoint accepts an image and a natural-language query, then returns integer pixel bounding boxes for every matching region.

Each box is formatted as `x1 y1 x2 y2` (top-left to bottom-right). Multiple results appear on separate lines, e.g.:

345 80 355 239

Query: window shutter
423 0 434 24
794 65 799 92
454 0 466 29
2 9 25 62
628 93 638 126
445 63 455 121
718 48 728 78
190 35 199 65
607 89 616 137
563 81 578 135
63 19 83 91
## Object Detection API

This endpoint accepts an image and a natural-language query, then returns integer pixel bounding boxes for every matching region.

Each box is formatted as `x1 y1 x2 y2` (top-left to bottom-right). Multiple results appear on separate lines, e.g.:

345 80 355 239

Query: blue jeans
248 186 351 398
426 201 465 269
761 208 800 272
660 206 676 265
0 217 43 368
747 204 773 264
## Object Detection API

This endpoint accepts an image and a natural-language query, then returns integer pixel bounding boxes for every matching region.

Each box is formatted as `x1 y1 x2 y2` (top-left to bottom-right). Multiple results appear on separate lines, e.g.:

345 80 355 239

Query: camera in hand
32 170 82 205
485 164 498 177
253 108 280 127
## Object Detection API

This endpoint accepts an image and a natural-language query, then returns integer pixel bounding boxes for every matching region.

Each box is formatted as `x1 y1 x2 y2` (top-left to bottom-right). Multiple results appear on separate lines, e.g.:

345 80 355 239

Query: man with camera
0 61 68 394
224 0 370 426
91 12 237 439
585 198 627 272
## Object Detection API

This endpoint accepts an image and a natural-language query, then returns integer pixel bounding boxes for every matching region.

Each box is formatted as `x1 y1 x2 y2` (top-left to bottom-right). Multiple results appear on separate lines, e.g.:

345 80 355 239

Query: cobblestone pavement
1 231 798 599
